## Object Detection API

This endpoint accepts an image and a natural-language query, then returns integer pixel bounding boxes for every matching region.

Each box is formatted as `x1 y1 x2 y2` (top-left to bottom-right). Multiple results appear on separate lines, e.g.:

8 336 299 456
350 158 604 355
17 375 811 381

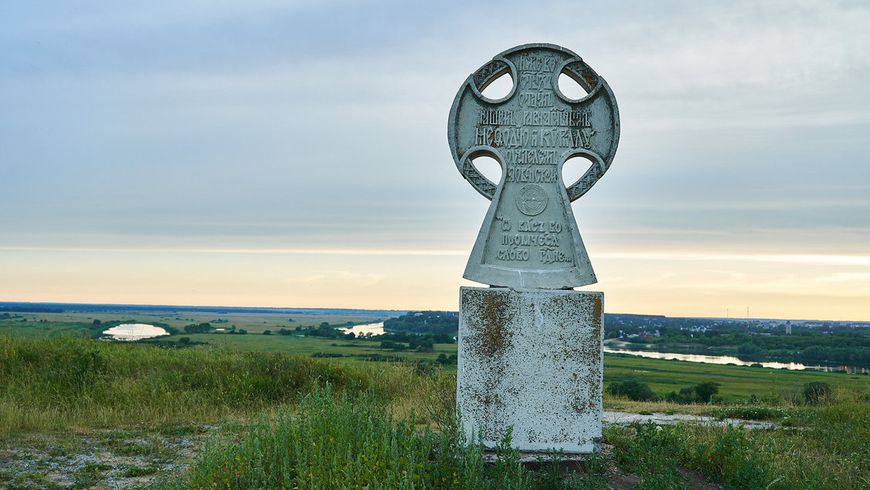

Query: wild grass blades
0 335 426 432
3 335 868 488
155 384 582 489
603 392 870 489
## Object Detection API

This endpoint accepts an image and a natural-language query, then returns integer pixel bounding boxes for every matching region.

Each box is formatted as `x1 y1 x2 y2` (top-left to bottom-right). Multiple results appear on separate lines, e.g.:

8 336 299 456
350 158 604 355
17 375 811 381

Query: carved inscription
492 217 566 264
449 44 620 287
506 166 558 184
476 110 592 128
475 127 595 153
476 52 596 267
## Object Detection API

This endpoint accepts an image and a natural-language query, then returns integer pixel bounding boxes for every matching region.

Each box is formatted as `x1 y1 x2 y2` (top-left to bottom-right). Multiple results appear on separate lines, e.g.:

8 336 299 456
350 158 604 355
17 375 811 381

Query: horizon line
2 299 867 325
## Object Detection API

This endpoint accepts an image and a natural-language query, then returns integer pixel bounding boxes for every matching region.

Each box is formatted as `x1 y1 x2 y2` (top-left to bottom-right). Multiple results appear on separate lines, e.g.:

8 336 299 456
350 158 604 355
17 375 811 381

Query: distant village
605 313 870 340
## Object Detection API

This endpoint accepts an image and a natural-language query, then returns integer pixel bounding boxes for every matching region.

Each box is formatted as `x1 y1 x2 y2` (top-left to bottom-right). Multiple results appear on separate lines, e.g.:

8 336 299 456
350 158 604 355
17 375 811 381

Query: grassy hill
1 311 869 488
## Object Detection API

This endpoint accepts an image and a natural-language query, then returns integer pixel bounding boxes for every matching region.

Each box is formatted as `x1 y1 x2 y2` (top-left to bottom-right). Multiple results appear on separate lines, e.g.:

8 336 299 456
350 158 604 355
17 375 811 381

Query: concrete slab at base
457 286 603 454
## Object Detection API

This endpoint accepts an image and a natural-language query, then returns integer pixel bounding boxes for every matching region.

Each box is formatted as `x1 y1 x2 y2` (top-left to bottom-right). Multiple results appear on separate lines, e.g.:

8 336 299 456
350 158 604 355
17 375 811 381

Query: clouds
1 0 869 317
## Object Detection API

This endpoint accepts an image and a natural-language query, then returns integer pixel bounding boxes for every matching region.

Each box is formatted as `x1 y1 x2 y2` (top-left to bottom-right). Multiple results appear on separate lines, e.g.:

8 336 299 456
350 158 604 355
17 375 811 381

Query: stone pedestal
456 286 603 454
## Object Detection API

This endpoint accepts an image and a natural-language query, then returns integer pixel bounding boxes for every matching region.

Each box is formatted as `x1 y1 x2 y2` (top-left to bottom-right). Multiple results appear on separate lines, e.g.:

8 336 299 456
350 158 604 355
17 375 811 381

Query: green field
2 311 868 403
0 309 387 336
171 335 870 400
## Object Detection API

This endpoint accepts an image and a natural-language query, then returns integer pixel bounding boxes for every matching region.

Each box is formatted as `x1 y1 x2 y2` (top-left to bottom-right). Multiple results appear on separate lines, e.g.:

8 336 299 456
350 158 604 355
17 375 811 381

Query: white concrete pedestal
456 286 603 454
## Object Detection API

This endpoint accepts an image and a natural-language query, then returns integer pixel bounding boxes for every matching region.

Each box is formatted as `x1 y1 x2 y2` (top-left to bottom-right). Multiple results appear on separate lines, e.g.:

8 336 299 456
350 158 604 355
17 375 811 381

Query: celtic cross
448 44 620 289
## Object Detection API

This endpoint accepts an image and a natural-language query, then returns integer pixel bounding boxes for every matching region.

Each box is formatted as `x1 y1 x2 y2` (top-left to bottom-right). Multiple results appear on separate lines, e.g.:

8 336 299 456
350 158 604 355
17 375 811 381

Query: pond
339 322 385 337
103 323 169 341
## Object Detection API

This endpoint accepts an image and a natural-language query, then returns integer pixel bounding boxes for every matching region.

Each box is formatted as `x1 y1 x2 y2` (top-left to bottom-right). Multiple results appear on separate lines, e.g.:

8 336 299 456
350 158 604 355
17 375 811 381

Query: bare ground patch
0 425 213 489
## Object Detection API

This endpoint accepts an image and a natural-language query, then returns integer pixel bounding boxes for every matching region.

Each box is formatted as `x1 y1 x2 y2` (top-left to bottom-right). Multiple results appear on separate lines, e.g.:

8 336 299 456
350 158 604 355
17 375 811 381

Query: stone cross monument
448 44 619 454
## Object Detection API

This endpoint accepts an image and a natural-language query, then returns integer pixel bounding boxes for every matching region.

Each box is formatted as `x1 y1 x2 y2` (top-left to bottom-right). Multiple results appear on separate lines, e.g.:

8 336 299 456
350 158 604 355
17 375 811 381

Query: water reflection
604 347 868 374
103 323 169 341
339 322 385 336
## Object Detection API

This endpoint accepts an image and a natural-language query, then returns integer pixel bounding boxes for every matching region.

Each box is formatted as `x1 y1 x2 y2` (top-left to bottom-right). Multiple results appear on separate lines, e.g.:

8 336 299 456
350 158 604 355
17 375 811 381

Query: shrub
183 323 212 334
666 382 720 404
414 360 438 377
436 353 458 365
803 382 832 404
379 340 405 351
607 380 657 401
695 381 720 403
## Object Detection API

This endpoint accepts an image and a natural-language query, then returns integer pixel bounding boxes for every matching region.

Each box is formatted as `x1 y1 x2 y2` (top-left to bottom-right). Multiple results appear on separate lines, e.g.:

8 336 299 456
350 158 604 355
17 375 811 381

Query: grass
123 465 159 477
0 335 445 432
5 311 868 401
2 334 868 433
1 332 869 488
153 384 606 490
603 353 868 402
604 393 870 489
154 386 869 489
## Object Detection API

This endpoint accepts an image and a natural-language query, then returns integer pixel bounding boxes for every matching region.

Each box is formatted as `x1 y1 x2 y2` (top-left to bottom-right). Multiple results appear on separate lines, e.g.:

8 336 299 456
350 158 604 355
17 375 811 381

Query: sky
2 0 870 320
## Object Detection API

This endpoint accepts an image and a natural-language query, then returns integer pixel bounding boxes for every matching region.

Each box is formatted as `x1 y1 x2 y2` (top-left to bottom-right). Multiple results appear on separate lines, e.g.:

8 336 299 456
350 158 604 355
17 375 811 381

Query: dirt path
604 410 775 429
0 426 213 489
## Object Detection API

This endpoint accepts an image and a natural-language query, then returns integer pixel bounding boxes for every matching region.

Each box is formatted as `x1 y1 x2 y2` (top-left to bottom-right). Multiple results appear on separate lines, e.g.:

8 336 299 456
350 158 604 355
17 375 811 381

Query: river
603 346 868 374
337 324 866 373
339 322 385 336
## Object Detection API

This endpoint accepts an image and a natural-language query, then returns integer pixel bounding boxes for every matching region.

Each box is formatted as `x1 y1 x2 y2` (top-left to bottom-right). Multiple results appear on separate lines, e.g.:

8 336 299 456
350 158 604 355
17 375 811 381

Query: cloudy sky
2 0 869 320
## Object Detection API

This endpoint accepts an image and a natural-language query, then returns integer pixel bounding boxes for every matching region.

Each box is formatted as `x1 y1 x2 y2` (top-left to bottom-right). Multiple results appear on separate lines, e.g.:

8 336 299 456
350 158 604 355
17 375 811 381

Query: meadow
0 309 387 337
4 310 866 402
1 312 869 488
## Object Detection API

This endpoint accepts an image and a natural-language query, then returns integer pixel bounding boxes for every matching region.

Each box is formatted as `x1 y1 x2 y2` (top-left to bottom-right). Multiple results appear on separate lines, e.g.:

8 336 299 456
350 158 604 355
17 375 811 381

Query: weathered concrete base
457 286 603 454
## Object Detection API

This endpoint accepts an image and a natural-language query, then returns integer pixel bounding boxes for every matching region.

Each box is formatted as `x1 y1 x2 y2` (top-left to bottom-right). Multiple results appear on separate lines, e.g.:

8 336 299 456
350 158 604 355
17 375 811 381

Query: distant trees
262 330 272 335
184 323 213 334
384 311 459 336
615 324 870 368
380 340 402 350
409 337 434 352
606 381 721 404
299 324 355 340
379 337 433 352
